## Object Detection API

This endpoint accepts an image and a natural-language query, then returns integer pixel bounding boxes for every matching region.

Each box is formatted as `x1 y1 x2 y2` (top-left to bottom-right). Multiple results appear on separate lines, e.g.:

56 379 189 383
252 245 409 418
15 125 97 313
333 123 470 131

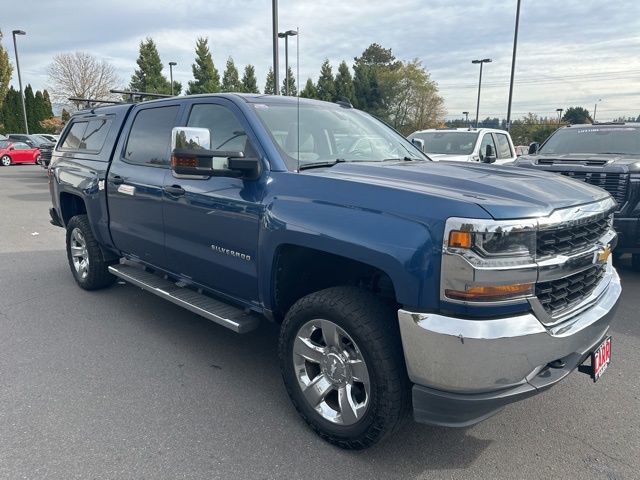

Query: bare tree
48 52 121 110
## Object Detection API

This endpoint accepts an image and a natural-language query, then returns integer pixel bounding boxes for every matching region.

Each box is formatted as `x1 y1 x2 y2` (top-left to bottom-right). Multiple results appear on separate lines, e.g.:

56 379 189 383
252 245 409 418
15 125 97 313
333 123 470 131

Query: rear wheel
35 154 42 165
1 155 11 166
66 215 117 290
279 286 409 449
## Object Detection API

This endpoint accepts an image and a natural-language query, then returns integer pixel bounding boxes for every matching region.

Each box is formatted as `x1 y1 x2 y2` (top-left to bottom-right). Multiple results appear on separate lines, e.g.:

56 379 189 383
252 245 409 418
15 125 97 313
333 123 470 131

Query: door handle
164 185 186 196
111 175 124 185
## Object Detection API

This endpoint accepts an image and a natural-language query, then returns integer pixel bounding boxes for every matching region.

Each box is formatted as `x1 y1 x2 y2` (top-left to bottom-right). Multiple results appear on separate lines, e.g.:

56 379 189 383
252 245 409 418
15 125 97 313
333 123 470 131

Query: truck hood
310 161 610 220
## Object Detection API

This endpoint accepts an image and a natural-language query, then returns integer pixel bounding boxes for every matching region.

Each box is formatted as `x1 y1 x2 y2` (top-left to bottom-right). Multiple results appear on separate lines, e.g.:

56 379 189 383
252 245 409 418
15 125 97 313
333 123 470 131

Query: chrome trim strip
537 196 616 231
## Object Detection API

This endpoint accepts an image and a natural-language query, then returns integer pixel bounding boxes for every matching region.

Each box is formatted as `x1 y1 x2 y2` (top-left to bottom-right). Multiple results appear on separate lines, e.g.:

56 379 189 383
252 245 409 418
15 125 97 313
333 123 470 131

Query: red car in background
0 140 42 166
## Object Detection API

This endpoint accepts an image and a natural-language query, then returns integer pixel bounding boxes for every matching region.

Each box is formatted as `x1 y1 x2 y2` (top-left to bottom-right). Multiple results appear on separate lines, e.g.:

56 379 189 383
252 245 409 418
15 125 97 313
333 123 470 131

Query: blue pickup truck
49 94 621 449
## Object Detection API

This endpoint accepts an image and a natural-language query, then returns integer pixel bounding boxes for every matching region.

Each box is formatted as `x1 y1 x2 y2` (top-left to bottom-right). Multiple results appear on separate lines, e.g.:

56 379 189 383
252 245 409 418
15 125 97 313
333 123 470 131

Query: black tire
631 254 640 272
35 154 42 165
279 286 409 450
66 215 117 290
1 155 11 166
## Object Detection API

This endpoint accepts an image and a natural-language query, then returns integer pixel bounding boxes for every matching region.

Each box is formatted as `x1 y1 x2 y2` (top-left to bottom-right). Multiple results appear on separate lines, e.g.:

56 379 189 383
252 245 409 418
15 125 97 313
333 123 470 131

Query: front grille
536 264 606 317
537 216 610 257
39 147 53 161
559 172 629 208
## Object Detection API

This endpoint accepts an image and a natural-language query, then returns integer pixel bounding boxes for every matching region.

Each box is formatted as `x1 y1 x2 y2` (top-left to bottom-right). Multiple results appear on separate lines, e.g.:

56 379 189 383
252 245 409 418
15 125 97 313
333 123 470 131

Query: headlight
442 218 537 303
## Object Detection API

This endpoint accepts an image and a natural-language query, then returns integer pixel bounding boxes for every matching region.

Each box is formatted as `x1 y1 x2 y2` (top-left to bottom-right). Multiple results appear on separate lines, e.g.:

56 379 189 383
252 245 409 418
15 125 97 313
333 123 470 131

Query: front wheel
279 287 409 449
35 154 42 165
1 155 11 166
66 215 116 290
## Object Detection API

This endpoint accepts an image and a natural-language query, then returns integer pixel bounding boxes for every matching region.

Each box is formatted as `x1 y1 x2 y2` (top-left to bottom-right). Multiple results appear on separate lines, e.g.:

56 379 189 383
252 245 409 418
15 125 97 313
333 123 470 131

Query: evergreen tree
33 90 47 132
241 64 259 93
129 37 173 95
300 78 318 99
280 66 297 96
186 37 220 94
42 90 54 117
263 67 275 95
24 84 37 133
0 30 13 114
334 61 355 103
221 57 241 92
316 60 335 102
352 43 399 117
1 87 24 133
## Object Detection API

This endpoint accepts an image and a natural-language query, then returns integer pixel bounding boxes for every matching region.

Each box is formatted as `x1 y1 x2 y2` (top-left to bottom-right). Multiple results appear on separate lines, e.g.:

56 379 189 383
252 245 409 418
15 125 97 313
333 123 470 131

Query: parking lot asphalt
0 165 638 480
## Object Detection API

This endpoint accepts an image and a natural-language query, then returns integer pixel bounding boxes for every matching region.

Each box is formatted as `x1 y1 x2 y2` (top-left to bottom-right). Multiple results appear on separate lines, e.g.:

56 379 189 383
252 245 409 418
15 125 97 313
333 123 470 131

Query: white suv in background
408 128 517 165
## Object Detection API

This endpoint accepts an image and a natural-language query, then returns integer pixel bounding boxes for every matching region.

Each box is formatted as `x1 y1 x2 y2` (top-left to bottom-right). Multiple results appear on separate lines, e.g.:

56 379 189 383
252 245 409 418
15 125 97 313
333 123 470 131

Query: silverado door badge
117 184 135 196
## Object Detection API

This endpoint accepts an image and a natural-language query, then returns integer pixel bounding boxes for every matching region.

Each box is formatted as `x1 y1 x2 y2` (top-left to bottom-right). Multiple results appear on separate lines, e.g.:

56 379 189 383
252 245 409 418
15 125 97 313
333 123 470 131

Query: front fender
259 195 439 310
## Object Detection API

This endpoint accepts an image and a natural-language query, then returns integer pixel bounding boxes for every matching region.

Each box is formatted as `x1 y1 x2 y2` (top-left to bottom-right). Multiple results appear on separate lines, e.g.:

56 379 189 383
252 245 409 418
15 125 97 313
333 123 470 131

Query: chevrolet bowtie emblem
596 245 611 264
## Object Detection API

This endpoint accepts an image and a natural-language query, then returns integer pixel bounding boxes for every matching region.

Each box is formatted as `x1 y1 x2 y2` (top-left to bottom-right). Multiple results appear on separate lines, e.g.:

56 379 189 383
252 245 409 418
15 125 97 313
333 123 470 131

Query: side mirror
482 144 497 163
528 142 540 155
170 127 261 180
411 137 425 152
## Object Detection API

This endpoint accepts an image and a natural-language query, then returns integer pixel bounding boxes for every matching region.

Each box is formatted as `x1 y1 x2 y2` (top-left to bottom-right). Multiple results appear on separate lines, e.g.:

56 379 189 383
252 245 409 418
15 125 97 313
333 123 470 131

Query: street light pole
272 0 279 95
506 0 521 132
278 30 297 96
12 29 28 134
472 58 492 128
556 108 563 124
169 62 177 96
463 111 470 128
593 98 602 123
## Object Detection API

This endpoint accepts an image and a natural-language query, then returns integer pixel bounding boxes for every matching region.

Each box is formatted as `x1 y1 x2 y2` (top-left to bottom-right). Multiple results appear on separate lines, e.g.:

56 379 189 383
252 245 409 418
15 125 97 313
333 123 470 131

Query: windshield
410 131 478 155
539 127 640 155
251 102 426 169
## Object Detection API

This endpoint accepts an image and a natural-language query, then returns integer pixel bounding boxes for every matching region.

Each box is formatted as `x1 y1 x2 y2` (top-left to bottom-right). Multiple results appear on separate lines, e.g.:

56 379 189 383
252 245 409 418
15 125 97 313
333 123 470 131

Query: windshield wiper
382 157 424 162
298 158 347 171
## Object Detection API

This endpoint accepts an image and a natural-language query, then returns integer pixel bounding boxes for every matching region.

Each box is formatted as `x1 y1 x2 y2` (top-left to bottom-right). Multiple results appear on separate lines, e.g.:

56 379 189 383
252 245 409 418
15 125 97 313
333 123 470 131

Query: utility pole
169 62 177 96
593 99 602 123
506 0 521 132
272 0 280 94
12 30 28 134
556 108 563 124
278 30 297 95
472 58 492 128
463 111 470 128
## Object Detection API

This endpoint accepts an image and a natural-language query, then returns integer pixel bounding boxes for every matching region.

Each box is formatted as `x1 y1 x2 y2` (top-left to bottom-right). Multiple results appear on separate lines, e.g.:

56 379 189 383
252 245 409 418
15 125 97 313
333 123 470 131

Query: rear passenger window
495 134 513 159
82 118 112 151
124 106 180 167
61 122 88 149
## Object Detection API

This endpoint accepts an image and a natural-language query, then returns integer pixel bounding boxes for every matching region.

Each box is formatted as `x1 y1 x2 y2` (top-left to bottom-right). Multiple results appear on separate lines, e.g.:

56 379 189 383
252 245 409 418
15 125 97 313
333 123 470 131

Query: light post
556 108 563 124
12 29 28 134
463 111 470 128
272 0 279 94
593 98 602 123
168 61 177 96
506 0 521 132
472 58 492 128
278 30 297 96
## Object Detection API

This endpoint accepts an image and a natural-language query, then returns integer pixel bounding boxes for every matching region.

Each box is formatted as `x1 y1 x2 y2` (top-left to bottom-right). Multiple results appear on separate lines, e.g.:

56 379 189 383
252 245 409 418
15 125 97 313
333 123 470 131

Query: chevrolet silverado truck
513 122 640 268
48 94 621 449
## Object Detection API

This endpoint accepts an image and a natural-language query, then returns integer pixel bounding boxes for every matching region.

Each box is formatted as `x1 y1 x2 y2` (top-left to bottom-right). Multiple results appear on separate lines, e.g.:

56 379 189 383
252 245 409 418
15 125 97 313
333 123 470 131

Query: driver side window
187 104 255 155
478 134 496 161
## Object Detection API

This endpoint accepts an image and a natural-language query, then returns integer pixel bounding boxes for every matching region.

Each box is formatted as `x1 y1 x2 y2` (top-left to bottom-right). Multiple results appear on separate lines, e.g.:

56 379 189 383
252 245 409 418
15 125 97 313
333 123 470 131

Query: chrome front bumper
399 264 621 395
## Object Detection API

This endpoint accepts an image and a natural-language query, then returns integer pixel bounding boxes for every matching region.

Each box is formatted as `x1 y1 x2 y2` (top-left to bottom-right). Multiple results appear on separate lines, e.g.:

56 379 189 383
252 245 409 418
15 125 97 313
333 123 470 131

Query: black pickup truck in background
514 122 640 267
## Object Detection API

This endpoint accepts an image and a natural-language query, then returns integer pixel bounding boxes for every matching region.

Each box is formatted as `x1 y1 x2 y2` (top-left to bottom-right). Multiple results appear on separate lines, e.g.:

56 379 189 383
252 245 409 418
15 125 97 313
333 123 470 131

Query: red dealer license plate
592 336 612 382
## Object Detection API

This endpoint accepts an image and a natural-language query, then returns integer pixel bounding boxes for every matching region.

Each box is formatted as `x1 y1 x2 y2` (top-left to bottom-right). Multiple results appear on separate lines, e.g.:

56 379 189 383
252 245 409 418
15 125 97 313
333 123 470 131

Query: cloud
1 0 638 120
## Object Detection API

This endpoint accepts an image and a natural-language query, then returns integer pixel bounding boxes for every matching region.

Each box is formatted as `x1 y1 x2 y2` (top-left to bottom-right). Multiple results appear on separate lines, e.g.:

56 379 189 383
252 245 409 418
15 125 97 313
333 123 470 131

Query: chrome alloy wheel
293 319 371 425
70 228 89 279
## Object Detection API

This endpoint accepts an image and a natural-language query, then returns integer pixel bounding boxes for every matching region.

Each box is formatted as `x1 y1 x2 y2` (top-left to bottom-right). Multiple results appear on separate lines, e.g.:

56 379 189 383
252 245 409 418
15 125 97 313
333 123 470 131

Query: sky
1 0 639 121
